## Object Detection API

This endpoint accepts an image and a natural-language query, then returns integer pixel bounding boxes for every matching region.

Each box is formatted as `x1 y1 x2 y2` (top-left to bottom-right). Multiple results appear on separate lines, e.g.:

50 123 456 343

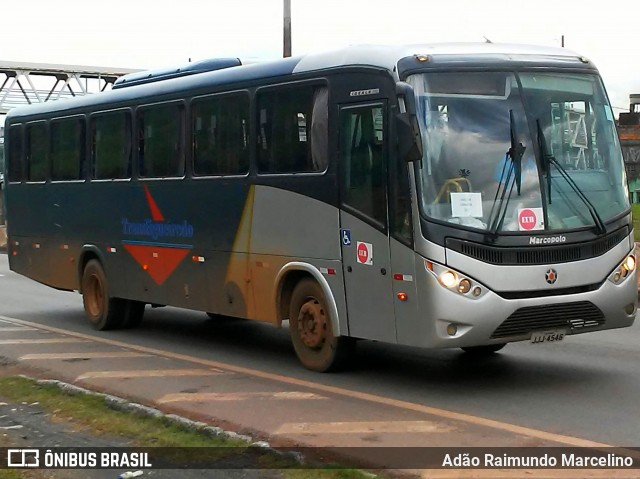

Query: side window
340 105 387 226
257 85 327 174
51 118 85 181
8 125 24 182
26 122 48 182
138 104 184 178
92 111 131 179
192 93 249 175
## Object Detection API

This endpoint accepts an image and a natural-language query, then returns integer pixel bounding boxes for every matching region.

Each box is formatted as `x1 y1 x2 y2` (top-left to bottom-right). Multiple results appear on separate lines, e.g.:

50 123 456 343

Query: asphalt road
1 252 638 448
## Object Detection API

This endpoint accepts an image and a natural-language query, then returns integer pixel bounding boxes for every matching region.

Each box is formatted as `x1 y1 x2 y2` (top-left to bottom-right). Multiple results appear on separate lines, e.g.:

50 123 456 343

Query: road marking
157 391 326 403
76 368 225 380
0 315 615 448
275 420 454 435
20 352 152 360
0 327 37 332
0 338 88 344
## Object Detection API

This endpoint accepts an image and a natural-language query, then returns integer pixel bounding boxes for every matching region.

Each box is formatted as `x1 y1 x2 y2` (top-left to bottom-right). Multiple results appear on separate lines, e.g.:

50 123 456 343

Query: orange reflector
12 251 17 256
143 264 149 271
397 292 408 301
425 261 433 271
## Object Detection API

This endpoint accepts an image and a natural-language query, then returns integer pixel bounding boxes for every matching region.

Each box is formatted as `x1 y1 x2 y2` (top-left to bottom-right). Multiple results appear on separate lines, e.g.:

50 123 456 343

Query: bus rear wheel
289 278 353 372
81 259 125 331
121 300 145 329
461 343 507 355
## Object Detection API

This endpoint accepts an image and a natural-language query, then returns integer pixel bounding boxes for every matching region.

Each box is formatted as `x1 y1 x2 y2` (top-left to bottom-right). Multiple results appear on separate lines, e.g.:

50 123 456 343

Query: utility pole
283 0 292 58
561 35 565 47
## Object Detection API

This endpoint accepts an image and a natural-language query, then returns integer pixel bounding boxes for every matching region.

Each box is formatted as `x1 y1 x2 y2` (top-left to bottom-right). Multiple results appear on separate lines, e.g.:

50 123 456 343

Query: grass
0 376 381 479
633 203 640 242
0 376 240 448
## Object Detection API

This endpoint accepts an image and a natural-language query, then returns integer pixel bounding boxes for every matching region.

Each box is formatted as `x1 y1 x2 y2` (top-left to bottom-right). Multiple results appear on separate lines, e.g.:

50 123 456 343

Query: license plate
530 329 566 344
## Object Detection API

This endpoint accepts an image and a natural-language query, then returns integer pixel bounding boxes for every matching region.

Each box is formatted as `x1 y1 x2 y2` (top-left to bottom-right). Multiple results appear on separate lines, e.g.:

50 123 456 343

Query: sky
1 0 639 115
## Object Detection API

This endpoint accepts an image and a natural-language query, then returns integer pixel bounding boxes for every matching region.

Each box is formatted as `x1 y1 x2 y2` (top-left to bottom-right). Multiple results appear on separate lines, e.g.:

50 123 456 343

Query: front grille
491 301 605 339
446 226 628 265
497 282 601 300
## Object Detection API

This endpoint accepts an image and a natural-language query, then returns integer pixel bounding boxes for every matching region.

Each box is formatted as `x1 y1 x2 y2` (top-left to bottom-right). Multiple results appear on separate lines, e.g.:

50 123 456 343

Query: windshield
408 71 629 233
0 138 4 184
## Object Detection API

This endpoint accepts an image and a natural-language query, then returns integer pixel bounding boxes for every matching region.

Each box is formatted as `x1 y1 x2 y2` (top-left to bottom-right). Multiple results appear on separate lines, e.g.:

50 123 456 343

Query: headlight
609 254 636 285
457 279 472 294
624 255 635 273
439 271 457 288
426 260 484 298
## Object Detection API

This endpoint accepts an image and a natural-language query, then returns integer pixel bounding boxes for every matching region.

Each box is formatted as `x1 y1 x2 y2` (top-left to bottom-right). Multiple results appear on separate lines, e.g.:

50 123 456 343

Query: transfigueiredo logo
121 218 194 241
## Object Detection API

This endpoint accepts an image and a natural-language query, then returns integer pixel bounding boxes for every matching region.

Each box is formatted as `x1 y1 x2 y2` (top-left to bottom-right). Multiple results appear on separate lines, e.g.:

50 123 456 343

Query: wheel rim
85 274 104 318
297 297 327 349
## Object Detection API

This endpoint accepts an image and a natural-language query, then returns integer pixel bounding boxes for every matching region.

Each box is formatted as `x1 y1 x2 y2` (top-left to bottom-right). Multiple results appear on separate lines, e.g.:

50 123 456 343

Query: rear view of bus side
3 43 636 372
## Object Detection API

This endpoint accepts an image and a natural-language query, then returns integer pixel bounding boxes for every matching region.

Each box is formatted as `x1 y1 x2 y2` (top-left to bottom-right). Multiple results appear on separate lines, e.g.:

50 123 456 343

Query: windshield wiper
536 119 606 235
489 110 526 234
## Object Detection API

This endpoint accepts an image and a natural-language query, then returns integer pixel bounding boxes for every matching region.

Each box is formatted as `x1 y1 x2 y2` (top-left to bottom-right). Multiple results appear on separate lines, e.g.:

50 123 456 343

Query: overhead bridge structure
0 61 138 229
0 60 139 114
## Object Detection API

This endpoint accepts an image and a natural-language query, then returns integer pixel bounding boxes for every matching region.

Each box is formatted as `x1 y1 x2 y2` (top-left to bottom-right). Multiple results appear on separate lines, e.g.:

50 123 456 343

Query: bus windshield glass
407 71 629 233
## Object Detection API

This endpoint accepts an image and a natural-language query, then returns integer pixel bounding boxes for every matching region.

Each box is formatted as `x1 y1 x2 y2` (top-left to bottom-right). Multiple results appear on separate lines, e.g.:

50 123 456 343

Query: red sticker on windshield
518 208 544 231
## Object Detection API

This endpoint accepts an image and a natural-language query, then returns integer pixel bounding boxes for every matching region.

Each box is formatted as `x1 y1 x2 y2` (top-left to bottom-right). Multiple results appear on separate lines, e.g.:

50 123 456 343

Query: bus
2 43 636 372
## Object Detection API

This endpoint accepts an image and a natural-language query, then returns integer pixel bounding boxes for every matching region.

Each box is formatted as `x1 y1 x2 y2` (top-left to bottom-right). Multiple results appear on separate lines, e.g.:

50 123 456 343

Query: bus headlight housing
439 270 457 288
609 254 636 285
426 260 484 299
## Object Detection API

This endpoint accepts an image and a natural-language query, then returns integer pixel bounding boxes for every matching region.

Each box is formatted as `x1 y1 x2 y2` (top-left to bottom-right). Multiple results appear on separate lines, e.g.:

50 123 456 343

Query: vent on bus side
491 301 605 339
113 58 243 89
446 226 628 265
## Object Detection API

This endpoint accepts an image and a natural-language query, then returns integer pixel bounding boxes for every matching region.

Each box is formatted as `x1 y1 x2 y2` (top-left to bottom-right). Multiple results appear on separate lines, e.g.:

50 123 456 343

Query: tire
461 343 507 355
289 278 354 372
121 300 145 329
205 312 239 321
81 259 126 331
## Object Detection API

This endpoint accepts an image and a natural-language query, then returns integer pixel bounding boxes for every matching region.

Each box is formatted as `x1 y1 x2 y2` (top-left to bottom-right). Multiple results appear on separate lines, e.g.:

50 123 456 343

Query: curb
23 376 305 466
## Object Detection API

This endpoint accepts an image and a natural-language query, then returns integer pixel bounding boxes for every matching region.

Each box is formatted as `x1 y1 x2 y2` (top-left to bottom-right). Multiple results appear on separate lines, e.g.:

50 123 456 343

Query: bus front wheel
81 259 126 331
289 278 353 372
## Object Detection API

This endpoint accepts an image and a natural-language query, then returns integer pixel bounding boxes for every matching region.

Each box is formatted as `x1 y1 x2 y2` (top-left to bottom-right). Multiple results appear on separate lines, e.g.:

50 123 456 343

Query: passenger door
339 102 396 342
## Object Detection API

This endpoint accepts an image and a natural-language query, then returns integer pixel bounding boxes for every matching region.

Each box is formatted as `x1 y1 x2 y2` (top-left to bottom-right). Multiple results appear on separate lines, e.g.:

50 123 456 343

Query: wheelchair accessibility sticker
341 229 351 246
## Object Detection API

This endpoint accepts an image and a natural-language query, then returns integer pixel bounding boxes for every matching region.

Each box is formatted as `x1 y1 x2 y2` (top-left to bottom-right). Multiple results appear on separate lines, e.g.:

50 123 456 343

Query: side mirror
395 82 423 163
396 113 423 163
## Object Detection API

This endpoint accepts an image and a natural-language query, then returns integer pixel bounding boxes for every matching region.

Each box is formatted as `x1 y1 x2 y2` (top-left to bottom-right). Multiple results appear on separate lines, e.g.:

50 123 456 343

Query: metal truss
0 61 139 114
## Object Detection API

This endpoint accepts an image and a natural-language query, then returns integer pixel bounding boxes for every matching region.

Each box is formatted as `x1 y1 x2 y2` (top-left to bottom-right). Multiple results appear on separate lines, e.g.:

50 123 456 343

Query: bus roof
293 42 587 73
5 42 593 122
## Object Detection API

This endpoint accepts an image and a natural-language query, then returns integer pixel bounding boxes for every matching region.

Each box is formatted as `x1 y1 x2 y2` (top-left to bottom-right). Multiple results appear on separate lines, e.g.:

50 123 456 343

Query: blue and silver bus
3 43 636 371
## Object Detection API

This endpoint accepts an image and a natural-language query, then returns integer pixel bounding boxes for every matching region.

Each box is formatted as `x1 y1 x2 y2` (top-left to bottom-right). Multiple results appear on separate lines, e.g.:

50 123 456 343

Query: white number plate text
530 329 565 344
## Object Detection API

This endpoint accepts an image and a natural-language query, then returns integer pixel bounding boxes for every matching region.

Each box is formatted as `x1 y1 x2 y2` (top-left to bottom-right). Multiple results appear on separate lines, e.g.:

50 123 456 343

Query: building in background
619 94 640 203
